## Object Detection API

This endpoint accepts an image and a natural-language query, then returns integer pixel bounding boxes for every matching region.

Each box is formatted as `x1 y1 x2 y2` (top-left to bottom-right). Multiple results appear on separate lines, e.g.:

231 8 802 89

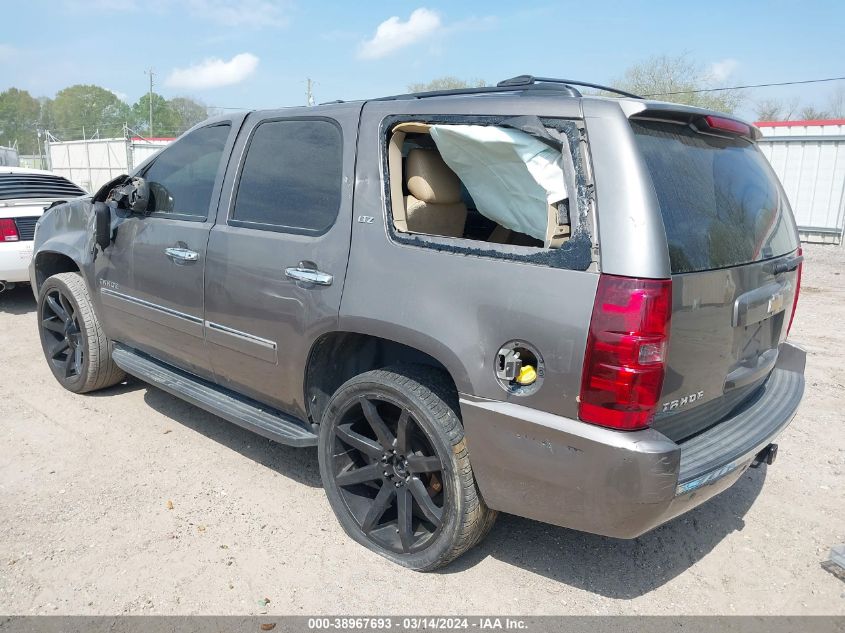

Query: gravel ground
0 244 843 615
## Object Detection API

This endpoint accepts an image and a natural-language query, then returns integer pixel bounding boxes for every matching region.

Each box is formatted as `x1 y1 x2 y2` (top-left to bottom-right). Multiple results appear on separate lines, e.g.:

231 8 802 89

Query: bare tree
755 99 783 122
754 96 800 122
827 86 845 118
407 77 487 93
800 106 830 121
614 54 744 114
783 97 800 121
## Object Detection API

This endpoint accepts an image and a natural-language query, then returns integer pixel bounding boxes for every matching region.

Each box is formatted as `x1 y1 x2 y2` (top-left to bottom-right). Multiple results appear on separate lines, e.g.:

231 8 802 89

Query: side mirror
107 176 150 214
94 202 112 251
127 177 150 213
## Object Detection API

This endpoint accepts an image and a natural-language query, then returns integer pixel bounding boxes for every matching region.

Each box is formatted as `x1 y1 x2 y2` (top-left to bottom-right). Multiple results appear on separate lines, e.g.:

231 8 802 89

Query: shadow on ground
443 466 766 597
0 284 36 315
139 380 321 488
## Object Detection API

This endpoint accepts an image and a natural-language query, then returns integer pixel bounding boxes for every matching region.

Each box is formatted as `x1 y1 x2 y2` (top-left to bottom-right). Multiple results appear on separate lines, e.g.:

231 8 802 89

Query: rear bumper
0 241 34 283
461 342 805 539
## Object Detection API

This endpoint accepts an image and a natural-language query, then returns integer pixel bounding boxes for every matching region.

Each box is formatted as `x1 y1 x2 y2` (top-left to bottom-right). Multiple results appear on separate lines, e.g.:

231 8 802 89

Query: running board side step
112 345 318 447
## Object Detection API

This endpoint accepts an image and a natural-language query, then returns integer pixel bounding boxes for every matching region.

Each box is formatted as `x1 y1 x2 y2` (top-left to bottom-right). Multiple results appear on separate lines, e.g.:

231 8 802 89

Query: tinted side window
231 119 343 233
142 123 230 219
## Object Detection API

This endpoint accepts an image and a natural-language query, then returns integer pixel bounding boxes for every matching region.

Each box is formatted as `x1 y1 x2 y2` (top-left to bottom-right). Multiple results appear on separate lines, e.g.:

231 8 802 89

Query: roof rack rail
373 82 582 102
497 75 643 99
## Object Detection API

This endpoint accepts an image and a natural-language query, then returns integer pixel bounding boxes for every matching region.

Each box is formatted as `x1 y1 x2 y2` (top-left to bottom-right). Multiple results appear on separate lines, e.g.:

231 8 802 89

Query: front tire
37 272 126 394
318 365 496 570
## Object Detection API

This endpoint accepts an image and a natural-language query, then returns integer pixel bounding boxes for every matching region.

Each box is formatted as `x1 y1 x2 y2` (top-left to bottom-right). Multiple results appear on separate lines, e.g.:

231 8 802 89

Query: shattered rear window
382 115 594 271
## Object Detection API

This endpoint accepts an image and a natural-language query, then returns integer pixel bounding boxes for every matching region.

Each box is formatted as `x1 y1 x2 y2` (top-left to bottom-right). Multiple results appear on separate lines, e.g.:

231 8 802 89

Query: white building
0 145 19 167
46 136 173 194
757 119 845 244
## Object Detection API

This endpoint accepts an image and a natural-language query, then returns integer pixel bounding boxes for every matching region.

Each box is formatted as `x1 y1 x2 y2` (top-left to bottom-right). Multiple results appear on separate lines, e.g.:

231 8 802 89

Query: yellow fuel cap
516 364 537 385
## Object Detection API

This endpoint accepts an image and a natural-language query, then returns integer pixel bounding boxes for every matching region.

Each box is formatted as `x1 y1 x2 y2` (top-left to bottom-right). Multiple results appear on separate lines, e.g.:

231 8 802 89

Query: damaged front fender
30 193 133 294
30 197 96 294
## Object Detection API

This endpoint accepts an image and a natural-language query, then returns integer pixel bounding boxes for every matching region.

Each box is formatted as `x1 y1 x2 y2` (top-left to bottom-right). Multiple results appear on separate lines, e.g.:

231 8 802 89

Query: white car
0 166 86 292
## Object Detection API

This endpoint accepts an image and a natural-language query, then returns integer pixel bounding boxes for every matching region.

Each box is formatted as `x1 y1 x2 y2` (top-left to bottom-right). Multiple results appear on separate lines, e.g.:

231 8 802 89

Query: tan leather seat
403 149 467 238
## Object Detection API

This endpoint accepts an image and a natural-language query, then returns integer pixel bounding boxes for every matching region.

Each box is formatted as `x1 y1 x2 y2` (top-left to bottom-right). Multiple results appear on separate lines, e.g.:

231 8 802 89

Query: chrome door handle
165 247 199 262
285 267 333 286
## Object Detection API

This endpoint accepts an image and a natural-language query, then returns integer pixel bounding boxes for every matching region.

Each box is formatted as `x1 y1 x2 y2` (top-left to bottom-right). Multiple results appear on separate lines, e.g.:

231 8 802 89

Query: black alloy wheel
318 366 496 570
37 272 126 394
41 287 84 379
331 393 446 554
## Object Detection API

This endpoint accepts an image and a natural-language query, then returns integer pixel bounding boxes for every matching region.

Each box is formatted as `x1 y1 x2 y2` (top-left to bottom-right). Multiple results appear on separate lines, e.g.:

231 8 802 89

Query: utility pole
306 77 315 107
145 68 155 136
35 126 43 168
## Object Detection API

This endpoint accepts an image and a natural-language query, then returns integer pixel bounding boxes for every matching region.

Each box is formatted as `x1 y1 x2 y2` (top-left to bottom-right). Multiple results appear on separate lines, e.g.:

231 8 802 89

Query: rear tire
318 364 496 571
37 272 126 394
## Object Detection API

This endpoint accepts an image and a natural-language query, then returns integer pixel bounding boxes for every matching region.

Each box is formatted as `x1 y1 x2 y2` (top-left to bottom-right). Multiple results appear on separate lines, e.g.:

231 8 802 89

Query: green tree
38 96 56 132
131 92 182 137
408 76 487 93
0 88 40 153
168 97 209 131
615 54 743 114
51 84 131 139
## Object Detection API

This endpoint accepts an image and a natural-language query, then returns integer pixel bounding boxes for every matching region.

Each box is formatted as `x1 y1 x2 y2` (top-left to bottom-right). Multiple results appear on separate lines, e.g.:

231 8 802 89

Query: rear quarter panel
581 98 672 279
342 98 599 418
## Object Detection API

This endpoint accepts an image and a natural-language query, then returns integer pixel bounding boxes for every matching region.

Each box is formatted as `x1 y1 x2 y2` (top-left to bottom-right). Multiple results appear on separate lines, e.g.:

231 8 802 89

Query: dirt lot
0 244 843 615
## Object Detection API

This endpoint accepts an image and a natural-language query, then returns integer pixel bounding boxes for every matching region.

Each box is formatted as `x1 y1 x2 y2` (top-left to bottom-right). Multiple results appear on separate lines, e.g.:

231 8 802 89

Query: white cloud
707 58 739 83
359 8 441 60
165 53 259 90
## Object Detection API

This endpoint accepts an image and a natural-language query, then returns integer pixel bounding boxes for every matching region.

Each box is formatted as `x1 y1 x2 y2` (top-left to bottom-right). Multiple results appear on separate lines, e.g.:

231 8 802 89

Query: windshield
631 118 799 273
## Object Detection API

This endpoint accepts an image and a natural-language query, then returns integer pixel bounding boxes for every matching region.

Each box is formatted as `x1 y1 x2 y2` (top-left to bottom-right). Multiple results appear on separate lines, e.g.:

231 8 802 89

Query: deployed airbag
429 124 567 242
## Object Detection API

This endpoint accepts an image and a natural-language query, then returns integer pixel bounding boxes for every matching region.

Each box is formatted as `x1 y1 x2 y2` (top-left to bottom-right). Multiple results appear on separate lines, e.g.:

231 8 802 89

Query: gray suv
29 76 805 570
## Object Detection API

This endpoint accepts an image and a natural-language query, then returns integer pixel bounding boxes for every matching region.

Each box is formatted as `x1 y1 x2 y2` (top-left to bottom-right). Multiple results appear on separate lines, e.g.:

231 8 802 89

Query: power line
645 75 845 97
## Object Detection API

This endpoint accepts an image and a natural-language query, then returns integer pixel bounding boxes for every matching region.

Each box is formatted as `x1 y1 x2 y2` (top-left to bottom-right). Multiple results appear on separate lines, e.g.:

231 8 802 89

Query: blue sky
2 0 843 121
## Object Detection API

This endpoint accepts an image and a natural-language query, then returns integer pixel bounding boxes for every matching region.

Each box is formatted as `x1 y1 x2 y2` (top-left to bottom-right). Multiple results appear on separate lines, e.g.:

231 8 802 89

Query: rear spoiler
618 101 762 141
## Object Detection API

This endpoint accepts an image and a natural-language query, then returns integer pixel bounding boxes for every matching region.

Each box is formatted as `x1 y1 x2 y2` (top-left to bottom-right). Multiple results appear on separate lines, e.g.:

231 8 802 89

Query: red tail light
0 218 19 242
579 275 672 430
787 247 803 336
703 115 752 138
